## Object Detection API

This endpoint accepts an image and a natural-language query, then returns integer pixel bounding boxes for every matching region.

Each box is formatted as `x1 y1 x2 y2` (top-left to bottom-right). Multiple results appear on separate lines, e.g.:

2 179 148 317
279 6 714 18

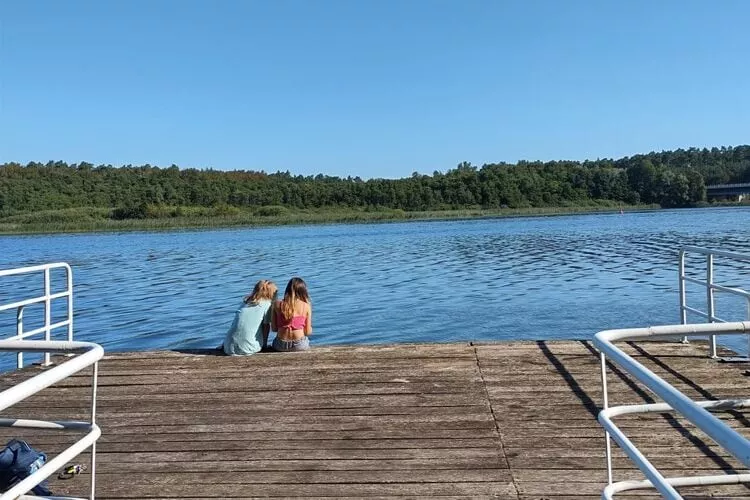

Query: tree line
1 146 749 216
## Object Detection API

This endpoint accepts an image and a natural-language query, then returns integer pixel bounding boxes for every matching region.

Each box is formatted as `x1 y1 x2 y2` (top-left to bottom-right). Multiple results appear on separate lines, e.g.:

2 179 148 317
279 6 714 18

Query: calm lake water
1 208 750 367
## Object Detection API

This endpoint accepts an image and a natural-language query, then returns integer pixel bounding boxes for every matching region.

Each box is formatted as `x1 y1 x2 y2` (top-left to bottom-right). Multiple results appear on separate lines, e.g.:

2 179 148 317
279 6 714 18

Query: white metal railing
0 263 74 368
679 246 750 359
0 264 103 500
595 322 750 499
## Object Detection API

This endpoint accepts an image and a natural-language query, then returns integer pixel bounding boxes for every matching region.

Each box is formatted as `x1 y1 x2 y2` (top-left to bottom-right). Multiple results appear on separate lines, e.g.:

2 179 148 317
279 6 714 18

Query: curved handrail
680 246 750 262
594 321 750 499
1 262 103 500
0 262 74 368
0 340 103 500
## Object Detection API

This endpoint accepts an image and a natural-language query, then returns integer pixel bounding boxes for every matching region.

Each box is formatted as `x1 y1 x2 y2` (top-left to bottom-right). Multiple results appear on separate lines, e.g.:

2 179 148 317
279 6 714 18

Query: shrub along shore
2 145 748 234
0 203 662 235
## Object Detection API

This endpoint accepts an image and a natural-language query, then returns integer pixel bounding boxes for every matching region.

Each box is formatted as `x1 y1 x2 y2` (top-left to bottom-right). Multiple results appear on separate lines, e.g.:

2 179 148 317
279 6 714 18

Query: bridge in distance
706 182 750 200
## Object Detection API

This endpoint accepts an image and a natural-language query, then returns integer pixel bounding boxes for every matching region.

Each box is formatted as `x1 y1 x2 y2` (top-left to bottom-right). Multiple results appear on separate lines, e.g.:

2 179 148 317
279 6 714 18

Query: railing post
43 268 52 366
601 352 613 485
67 266 74 343
678 250 688 343
90 361 98 500
16 307 24 369
706 254 717 358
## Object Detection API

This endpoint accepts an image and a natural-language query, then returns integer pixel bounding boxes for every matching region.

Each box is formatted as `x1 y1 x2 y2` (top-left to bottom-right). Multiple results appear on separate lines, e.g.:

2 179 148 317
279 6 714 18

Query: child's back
223 299 273 355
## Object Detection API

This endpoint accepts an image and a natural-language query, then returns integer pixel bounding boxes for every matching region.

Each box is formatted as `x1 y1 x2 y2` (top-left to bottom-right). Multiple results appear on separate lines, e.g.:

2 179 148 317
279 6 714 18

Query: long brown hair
278 277 310 320
244 280 277 305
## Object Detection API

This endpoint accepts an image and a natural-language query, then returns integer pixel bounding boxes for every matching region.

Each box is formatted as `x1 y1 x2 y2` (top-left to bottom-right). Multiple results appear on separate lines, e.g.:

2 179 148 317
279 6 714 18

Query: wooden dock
1 340 749 499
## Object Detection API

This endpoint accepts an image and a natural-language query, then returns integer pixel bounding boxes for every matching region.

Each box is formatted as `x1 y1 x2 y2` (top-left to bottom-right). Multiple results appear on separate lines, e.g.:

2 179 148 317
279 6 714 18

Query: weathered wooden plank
3 405 493 421
5 383 487 397
77 469 515 484
12 391 487 408
508 456 747 470
49 457 508 473
91 414 496 430
87 448 504 462
0 428 498 442
51 481 520 498
0 438 504 453
1 340 747 499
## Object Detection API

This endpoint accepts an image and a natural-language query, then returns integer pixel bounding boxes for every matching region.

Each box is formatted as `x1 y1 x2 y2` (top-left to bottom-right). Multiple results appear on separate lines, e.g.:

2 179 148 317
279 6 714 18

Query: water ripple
1 208 750 367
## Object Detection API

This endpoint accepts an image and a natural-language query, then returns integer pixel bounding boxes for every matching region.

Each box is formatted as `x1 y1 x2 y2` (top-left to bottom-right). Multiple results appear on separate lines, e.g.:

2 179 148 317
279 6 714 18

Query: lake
1 208 750 367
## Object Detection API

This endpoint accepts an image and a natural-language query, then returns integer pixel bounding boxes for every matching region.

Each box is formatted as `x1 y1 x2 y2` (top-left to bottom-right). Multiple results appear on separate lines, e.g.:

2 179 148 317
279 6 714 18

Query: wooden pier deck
1 340 749 499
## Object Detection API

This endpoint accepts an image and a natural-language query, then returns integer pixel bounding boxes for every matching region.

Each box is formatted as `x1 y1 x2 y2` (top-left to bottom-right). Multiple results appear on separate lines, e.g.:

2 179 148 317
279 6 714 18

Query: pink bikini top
275 310 306 330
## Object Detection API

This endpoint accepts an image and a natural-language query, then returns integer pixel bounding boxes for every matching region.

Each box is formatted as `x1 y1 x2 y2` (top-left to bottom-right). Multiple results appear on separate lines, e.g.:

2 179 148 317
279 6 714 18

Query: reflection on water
1 208 750 367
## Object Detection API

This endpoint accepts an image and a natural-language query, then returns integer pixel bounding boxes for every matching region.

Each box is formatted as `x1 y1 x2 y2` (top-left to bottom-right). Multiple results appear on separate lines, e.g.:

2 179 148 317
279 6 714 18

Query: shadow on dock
0 341 748 498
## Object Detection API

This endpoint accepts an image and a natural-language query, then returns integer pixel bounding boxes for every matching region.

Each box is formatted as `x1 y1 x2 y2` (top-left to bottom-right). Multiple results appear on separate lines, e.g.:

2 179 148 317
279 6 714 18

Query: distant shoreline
0 204 673 236
15 200 750 237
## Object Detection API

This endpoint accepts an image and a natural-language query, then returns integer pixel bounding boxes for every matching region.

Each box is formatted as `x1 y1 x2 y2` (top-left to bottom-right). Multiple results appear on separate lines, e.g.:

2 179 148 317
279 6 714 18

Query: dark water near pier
1 208 750 368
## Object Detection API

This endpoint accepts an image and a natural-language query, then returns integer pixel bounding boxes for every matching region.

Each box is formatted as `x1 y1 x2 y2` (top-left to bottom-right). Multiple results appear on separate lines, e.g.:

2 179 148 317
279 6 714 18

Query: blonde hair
244 280 277 304
278 277 310 320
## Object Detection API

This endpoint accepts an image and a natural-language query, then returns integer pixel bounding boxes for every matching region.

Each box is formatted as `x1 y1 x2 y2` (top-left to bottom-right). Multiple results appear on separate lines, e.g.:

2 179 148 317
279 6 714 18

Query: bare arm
270 302 278 332
304 305 313 336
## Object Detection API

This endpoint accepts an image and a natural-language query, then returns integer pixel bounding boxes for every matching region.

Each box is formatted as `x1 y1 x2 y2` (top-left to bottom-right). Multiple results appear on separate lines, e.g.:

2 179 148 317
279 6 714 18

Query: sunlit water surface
1 208 750 369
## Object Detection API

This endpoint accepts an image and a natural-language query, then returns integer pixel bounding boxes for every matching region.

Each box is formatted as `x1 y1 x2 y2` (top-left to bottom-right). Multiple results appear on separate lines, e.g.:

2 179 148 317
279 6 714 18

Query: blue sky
1 0 748 179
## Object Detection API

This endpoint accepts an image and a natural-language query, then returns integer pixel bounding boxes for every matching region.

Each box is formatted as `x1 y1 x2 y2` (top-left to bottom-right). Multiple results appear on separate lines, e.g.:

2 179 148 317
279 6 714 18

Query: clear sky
1 1 748 179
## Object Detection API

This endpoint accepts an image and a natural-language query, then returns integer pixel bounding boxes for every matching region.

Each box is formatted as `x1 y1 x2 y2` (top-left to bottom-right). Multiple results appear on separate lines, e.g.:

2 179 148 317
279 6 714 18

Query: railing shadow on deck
535 339 746 478
627 341 750 430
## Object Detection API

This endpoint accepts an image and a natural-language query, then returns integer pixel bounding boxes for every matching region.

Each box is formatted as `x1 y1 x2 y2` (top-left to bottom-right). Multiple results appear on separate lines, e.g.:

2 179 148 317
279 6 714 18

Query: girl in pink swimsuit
271 277 312 352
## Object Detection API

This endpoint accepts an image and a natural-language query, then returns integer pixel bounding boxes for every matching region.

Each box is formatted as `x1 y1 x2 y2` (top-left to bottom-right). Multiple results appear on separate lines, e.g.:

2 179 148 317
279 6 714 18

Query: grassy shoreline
0 203 664 235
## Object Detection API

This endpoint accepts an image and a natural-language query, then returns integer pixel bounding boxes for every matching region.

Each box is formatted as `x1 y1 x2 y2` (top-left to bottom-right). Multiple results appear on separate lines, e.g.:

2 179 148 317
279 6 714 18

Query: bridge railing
0 263 103 500
706 183 750 189
595 322 750 499
678 246 750 359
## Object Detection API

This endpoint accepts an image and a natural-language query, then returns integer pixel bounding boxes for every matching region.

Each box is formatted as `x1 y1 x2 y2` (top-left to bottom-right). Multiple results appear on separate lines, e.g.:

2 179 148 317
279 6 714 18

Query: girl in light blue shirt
223 280 277 355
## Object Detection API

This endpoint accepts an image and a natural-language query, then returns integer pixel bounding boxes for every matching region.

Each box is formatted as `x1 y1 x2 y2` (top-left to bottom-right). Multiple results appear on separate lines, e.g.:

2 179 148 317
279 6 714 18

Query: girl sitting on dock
222 279 277 355
271 277 313 352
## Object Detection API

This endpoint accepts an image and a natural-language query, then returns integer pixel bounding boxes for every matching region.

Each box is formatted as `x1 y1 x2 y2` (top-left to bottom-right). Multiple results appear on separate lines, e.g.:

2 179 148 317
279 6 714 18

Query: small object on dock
57 463 86 480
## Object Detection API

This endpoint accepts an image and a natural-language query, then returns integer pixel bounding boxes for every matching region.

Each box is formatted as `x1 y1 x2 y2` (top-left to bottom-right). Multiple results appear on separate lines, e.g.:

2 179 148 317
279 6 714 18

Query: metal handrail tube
0 263 72 278
595 322 750 465
680 306 709 319
679 246 750 357
595 321 750 499
0 340 103 412
0 419 95 431
604 473 750 499
706 253 716 356
2 262 75 368
599 321 749 343
708 313 729 323
681 246 750 262
0 291 71 313
711 283 750 297
682 276 750 299
0 340 102 499
1 263 99 499
1 425 100 500
600 398 750 498
11 320 71 340
599 409 679 498
605 398 750 418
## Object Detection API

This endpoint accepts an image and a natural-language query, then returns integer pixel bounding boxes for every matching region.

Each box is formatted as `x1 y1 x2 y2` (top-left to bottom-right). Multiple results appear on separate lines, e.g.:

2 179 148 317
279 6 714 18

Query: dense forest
1 146 749 217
